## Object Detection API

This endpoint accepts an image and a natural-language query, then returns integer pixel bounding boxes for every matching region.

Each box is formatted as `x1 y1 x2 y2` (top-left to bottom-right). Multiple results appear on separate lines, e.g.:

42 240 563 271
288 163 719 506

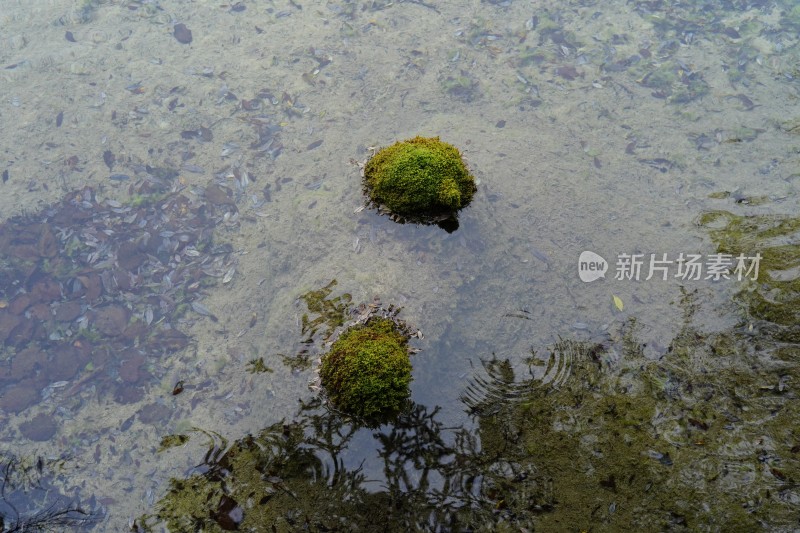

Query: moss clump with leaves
363 136 476 221
320 317 412 421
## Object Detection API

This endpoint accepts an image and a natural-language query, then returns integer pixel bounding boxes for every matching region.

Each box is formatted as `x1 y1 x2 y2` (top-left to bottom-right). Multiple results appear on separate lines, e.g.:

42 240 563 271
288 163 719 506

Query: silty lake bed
0 0 799 530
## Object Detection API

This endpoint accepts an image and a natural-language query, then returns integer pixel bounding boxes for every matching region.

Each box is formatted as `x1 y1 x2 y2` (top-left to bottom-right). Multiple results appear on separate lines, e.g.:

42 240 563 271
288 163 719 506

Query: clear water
1 0 799 530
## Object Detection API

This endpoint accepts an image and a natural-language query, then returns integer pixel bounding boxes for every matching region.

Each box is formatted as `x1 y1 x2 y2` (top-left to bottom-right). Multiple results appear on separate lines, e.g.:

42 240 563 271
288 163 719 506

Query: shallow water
0 0 799 530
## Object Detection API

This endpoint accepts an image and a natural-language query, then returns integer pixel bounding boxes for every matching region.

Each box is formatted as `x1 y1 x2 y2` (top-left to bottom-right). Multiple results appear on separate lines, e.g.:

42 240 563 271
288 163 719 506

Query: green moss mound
363 136 476 220
320 317 412 421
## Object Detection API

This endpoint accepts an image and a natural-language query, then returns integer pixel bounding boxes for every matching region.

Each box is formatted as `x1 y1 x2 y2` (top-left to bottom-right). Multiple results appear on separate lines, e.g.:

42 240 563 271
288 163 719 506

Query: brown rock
114 384 144 404
151 329 190 352
173 23 192 44
205 184 234 206
54 301 82 322
0 382 40 413
45 344 85 382
111 269 132 291
29 276 62 304
122 319 148 342
37 225 58 258
8 294 31 315
117 241 146 271
137 402 172 423
28 303 52 321
10 346 46 380
77 273 103 301
7 318 34 347
0 311 22 343
119 352 146 383
19 413 58 441
93 305 130 336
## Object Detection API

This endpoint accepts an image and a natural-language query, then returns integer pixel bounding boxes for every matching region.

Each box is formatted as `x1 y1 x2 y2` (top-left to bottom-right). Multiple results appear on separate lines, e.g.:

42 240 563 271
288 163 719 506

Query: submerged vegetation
141 194 800 533
143 303 800 530
699 210 800 342
0 453 98 531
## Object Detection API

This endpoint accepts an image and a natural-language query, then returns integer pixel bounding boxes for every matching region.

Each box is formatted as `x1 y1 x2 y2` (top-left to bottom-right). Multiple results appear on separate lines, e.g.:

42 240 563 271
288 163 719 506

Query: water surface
1 0 799 530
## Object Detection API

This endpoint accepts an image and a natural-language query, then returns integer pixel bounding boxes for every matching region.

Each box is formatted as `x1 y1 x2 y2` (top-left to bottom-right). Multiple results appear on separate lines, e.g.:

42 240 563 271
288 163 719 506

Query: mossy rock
363 136 476 222
320 317 412 422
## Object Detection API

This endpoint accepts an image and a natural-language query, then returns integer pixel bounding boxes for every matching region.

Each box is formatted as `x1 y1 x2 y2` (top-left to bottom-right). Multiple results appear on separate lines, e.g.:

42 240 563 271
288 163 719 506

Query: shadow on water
0 453 99 531
140 200 800 532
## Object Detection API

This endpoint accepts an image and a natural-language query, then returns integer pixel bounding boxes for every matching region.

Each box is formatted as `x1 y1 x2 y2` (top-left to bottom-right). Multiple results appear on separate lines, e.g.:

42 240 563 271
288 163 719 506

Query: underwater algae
0 453 99 531
141 201 800 531
699 210 800 342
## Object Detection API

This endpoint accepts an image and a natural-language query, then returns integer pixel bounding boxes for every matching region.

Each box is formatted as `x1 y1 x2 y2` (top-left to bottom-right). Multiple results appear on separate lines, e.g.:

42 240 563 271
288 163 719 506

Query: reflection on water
145 285 800 530
1 0 799 529
0 453 98 531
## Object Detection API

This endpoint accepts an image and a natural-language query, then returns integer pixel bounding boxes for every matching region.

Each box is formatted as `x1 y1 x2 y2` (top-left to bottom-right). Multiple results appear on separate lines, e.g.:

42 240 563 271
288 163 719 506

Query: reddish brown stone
0 381 40 413
151 329 190 353
54 301 82 322
28 303 52 321
92 305 130 336
137 402 172 424
205 184 234 206
121 319 148 342
77 273 103 301
89 344 113 366
115 384 144 404
8 243 39 261
8 294 31 315
19 413 58 441
29 277 62 304
10 346 46 380
45 344 85 381
119 352 146 383
0 311 21 343
7 318 34 347
37 225 58 258
117 241 146 271
19 413 58 442
111 270 132 291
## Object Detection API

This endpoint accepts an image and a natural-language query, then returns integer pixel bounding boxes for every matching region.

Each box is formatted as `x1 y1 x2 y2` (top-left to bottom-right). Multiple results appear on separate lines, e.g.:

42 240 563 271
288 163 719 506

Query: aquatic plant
0 453 98 531
699 210 800 342
140 416 373 532
320 317 413 422
363 136 476 224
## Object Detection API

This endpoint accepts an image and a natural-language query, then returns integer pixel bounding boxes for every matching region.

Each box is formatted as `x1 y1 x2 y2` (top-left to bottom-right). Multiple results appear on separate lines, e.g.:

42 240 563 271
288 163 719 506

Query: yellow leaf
612 295 624 311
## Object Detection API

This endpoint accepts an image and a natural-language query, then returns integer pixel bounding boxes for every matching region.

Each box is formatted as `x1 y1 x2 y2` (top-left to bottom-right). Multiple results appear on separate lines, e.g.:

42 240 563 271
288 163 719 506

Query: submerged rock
19 413 58 441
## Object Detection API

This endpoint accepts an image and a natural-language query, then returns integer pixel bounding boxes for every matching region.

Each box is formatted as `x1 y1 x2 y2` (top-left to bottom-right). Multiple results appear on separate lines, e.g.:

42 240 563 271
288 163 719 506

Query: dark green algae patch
140 203 800 531
699 209 800 343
